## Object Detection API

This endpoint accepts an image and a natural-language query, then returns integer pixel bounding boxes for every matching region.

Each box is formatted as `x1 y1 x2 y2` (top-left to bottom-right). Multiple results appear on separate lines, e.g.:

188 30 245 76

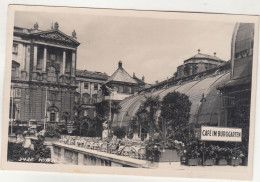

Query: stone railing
51 142 148 168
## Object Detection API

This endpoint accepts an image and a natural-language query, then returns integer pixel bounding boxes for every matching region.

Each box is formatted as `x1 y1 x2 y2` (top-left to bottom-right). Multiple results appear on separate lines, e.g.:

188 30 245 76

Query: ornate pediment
39 32 73 43
31 30 80 46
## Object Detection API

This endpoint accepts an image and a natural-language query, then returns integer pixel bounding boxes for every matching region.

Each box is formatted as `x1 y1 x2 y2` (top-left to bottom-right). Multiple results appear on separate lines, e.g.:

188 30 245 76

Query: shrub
44 127 61 138
112 127 126 139
87 129 97 137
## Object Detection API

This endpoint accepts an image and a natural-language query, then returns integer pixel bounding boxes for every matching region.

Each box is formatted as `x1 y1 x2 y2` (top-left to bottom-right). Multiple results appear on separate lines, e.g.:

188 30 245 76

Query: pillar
71 51 76 77
33 45 38 70
60 148 65 164
43 47 47 72
78 153 84 165
62 50 66 74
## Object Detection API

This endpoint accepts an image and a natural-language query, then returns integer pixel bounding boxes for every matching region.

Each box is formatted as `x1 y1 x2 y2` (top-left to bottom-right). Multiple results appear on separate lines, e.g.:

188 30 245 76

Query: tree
94 100 121 136
136 95 161 137
161 91 192 137
72 99 92 136
136 92 191 149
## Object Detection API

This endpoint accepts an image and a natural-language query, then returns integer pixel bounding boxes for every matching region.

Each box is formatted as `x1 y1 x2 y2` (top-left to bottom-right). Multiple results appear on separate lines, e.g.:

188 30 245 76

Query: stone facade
75 69 108 119
10 22 80 128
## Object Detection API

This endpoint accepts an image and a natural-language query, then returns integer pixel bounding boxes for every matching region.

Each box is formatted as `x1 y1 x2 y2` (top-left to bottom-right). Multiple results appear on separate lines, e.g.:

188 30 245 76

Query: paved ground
65 162 252 181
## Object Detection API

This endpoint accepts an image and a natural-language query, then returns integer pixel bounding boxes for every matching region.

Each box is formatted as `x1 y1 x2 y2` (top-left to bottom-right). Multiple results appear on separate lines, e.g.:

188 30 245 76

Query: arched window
47 106 59 122
74 92 80 103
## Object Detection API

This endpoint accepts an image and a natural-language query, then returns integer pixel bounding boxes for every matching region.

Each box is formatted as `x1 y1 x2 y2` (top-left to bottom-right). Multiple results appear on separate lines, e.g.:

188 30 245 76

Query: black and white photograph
1 4 259 181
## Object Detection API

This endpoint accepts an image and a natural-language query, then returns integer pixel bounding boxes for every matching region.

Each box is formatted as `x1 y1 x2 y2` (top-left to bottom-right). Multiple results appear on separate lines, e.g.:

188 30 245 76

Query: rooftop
105 61 138 84
76 69 109 80
184 49 226 63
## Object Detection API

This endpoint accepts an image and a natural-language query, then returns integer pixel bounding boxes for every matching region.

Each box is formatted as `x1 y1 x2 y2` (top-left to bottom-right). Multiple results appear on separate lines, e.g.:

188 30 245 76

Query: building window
12 67 18 78
12 44 18 54
15 88 22 98
83 93 90 104
124 86 131 94
119 86 123 93
50 112 56 122
65 59 71 73
94 83 98 90
50 91 57 101
84 82 89 89
92 94 97 103
75 92 80 103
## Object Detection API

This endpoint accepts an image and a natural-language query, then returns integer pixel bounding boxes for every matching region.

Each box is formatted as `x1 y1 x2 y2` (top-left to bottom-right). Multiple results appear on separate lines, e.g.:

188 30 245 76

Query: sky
14 10 235 84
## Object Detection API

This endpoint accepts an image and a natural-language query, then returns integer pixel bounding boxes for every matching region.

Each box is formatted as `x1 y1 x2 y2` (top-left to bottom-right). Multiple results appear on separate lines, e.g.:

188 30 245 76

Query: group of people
58 135 147 160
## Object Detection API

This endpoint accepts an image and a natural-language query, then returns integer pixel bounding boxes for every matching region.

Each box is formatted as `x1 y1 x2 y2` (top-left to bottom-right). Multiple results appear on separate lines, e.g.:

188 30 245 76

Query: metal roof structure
113 71 230 127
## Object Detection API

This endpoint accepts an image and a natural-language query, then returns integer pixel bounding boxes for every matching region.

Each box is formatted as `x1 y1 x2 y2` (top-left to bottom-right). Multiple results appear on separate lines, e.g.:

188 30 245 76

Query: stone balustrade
51 142 148 168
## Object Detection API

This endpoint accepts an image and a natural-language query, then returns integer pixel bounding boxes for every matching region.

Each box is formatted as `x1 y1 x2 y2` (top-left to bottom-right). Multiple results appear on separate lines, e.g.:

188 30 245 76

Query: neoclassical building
10 22 80 129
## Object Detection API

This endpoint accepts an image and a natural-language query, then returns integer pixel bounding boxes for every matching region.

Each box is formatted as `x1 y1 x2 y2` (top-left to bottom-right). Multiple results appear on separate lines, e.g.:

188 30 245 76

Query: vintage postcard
1 4 259 181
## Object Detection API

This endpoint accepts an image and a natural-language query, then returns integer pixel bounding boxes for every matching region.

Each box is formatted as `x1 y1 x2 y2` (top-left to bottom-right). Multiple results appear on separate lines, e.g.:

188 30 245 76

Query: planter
204 159 214 166
187 158 200 166
159 149 180 162
230 158 240 166
218 159 228 166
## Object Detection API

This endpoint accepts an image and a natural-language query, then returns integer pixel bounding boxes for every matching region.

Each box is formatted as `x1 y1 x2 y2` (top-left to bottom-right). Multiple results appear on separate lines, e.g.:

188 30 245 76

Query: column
60 148 65 164
43 47 47 72
22 44 26 70
62 50 66 74
33 45 38 70
71 51 76 77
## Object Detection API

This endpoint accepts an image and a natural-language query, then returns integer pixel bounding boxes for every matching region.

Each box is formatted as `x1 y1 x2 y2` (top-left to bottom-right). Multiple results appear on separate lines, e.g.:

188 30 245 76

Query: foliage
231 104 250 157
7 136 51 163
7 142 25 161
136 92 191 150
71 129 80 136
94 100 121 137
87 129 97 137
113 127 126 139
60 129 68 135
145 140 161 162
44 126 61 138
161 91 192 136
183 140 203 159
136 95 161 137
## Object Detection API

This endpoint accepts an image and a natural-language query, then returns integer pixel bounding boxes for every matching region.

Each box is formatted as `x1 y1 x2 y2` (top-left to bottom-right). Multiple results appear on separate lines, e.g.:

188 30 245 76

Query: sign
201 126 242 142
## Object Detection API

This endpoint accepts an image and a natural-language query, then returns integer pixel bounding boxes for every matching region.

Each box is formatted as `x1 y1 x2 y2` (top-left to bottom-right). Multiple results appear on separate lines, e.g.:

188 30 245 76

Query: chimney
142 75 145 82
118 60 122 68
214 52 216 57
198 49 201 54
133 72 135 77
155 80 158 84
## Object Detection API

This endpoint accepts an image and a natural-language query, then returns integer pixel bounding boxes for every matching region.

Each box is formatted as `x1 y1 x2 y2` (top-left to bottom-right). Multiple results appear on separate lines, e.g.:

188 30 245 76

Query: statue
34 22 39 30
72 30 77 38
54 22 59 30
